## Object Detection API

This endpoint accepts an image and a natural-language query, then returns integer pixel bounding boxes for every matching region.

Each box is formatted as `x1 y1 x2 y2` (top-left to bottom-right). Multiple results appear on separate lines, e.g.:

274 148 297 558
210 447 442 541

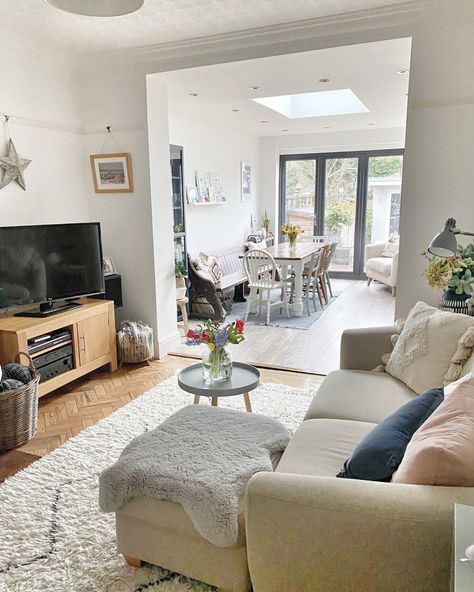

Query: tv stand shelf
0 298 118 397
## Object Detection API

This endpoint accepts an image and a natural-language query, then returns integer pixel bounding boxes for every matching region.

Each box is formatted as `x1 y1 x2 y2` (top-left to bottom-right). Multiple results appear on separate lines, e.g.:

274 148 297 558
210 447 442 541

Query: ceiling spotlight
232 109 240 112
319 78 330 83
260 120 268 124
47 0 143 16
250 86 260 91
281 129 289 132
368 123 375 126
397 69 410 74
323 126 331 129
189 93 199 97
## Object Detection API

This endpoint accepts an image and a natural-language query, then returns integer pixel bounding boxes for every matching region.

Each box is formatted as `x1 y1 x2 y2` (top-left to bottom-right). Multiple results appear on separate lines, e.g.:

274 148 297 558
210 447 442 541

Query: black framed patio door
279 149 404 277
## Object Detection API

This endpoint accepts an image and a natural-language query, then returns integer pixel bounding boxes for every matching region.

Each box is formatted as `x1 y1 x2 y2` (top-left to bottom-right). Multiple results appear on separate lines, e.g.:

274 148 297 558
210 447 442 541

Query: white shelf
187 201 226 207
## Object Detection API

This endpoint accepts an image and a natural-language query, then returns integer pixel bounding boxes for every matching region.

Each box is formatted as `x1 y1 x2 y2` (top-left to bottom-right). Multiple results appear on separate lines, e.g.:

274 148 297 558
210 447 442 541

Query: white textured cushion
365 257 392 277
381 235 400 258
386 301 474 394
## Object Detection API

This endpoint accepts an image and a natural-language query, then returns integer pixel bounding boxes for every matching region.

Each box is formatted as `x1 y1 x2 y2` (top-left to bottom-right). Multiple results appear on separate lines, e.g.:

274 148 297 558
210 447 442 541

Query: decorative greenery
261 210 270 232
281 223 304 244
175 260 187 278
423 243 474 296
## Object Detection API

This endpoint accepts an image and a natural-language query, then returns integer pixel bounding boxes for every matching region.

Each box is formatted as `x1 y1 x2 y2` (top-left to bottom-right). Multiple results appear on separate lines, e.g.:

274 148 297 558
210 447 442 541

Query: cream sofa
365 241 399 296
116 326 474 591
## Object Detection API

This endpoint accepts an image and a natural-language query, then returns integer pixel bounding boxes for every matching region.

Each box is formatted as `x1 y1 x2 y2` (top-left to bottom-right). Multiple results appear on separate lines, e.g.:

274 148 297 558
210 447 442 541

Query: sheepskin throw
99 404 291 547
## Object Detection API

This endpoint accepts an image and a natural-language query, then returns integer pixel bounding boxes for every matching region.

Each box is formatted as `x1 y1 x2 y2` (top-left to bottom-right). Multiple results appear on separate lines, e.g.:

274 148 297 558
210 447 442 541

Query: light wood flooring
0 356 323 483
174 279 395 375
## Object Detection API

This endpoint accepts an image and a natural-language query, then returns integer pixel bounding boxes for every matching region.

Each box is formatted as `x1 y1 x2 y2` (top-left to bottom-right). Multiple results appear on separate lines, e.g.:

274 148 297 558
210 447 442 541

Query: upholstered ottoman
117 496 249 592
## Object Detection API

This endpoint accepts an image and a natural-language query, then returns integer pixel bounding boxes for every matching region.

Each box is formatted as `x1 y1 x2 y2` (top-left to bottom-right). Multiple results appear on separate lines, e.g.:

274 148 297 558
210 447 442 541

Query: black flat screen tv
0 223 105 316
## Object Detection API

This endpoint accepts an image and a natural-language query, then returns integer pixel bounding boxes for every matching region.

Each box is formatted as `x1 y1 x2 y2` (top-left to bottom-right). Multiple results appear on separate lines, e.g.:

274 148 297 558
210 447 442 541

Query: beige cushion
304 369 416 424
276 418 375 477
386 301 474 394
118 496 246 546
366 257 392 277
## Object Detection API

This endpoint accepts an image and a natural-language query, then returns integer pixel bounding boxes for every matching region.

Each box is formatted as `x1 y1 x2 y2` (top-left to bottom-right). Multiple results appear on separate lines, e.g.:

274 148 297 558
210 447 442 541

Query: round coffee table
177 362 261 412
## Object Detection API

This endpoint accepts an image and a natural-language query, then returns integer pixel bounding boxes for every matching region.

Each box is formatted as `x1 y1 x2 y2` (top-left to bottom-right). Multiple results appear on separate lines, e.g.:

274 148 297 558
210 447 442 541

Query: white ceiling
0 0 418 54
161 38 411 137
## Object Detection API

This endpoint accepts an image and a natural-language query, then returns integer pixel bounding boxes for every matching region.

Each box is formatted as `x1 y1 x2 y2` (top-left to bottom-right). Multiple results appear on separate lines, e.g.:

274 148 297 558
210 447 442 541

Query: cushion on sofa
386 301 474 394
337 388 444 482
365 257 392 277
304 370 416 424
392 377 474 486
381 235 400 258
276 418 375 477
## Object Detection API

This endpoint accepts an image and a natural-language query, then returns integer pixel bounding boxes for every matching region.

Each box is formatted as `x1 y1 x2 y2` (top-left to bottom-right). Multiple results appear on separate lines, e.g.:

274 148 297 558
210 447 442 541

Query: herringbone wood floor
0 355 323 482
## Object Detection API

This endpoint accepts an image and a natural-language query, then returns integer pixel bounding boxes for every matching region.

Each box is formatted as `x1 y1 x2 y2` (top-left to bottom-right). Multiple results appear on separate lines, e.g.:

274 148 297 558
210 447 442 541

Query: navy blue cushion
337 387 444 481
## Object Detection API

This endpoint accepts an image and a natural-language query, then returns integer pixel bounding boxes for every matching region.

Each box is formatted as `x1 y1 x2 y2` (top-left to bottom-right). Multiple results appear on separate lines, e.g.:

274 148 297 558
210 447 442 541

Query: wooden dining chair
243 249 290 325
316 244 331 305
323 241 338 298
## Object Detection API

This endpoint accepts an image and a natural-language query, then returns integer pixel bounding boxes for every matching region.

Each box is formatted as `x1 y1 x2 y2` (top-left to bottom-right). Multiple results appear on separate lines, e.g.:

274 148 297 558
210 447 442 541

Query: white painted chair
243 249 290 325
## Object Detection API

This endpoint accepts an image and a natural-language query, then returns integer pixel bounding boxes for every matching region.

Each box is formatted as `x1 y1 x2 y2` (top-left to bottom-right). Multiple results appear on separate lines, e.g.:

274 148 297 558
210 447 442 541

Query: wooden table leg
243 392 252 412
211 396 218 407
193 395 200 404
180 301 189 335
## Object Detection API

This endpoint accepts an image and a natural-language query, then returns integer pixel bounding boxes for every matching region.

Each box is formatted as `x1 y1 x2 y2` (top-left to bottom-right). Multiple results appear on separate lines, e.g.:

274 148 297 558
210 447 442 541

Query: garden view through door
280 150 403 277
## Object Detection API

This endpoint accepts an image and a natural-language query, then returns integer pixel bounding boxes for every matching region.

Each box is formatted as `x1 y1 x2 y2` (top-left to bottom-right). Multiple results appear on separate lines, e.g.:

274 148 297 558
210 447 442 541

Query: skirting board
157 330 181 358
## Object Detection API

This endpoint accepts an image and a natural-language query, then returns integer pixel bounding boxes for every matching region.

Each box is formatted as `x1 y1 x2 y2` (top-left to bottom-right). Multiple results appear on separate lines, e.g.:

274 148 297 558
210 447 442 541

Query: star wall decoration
0 139 31 191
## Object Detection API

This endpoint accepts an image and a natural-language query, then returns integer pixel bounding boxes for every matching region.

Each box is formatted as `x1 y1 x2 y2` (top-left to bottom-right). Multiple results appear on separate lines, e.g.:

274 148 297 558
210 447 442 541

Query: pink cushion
392 377 474 486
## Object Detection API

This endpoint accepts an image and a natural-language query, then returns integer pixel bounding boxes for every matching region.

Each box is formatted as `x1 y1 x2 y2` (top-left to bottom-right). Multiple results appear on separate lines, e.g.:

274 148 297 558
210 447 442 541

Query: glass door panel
366 155 403 244
283 159 316 237
323 157 359 272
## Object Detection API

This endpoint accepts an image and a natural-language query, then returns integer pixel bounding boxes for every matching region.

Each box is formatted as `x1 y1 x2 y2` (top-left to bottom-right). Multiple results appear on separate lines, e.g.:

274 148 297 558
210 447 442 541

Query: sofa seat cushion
304 370 416 424
366 257 392 277
220 270 246 290
276 418 375 477
117 496 247 546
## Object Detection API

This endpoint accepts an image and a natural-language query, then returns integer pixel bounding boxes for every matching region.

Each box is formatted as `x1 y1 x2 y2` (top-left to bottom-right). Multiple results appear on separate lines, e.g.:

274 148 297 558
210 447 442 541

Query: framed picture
103 257 117 276
241 161 252 203
195 170 210 202
186 186 198 204
90 153 134 193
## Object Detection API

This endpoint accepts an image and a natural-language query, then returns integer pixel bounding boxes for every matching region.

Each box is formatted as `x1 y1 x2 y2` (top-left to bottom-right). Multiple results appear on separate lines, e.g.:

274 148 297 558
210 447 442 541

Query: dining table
244 242 329 317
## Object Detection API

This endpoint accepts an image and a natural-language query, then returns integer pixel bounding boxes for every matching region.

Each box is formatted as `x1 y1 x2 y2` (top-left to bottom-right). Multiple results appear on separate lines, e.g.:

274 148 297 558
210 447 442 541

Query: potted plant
186 319 245 382
175 260 187 299
261 210 271 238
423 243 474 313
281 223 304 248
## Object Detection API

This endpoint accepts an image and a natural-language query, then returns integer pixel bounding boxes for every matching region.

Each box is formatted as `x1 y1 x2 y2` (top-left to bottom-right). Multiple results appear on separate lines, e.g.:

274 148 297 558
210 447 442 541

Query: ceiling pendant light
47 0 144 17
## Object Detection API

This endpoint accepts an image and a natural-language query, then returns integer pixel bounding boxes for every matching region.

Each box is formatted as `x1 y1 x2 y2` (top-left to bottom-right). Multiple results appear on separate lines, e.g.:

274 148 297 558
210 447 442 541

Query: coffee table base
193 393 252 412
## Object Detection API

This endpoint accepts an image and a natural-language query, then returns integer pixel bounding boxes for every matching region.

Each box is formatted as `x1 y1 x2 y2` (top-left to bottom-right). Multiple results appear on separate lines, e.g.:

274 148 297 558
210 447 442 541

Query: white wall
259 127 405 236
0 30 88 226
168 109 259 255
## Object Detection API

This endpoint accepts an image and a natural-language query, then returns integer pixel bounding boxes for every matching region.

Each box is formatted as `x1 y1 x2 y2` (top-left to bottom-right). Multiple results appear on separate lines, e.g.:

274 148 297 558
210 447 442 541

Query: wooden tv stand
0 298 118 398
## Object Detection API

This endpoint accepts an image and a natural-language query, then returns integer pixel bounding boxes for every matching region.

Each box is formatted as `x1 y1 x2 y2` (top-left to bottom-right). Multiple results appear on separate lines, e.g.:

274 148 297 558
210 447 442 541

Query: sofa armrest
364 241 386 262
246 472 473 592
340 326 395 370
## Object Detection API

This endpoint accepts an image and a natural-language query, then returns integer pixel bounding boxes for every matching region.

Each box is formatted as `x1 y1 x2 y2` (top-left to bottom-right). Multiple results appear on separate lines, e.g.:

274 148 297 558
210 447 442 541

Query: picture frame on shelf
195 171 210 202
90 153 133 193
186 186 198 204
103 257 117 276
241 161 252 203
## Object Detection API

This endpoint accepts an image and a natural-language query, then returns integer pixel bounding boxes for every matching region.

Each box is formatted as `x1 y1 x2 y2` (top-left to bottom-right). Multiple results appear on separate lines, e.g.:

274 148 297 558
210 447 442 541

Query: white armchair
364 241 399 296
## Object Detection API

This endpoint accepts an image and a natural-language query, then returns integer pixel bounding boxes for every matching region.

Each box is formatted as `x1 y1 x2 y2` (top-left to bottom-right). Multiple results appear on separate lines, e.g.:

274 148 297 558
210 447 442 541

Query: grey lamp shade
428 219 458 257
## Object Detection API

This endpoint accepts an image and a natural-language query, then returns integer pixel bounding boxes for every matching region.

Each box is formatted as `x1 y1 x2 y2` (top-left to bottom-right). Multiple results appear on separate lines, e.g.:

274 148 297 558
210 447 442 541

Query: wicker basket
117 321 154 364
0 352 40 452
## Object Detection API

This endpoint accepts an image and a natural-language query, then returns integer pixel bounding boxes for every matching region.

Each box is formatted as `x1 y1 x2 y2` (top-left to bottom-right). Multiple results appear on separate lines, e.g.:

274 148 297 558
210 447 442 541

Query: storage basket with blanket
117 321 154 364
0 353 40 452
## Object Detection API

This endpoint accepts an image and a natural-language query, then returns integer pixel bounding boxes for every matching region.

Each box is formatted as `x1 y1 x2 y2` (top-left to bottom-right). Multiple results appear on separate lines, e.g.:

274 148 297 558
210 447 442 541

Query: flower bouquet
281 223 303 247
186 319 245 383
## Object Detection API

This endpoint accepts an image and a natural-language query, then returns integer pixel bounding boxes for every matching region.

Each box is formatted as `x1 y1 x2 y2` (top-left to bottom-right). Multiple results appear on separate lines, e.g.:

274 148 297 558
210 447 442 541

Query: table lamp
428 218 474 257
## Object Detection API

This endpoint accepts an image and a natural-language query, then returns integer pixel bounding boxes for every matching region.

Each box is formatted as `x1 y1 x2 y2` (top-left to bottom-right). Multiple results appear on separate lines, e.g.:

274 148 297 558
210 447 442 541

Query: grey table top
177 362 260 397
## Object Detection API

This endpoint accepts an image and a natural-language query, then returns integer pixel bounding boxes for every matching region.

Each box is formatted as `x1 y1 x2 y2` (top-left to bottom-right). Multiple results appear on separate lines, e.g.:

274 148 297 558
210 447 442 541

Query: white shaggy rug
0 376 316 592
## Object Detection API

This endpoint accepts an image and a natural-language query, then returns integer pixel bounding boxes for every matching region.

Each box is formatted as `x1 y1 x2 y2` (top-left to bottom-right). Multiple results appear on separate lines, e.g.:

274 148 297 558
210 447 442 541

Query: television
0 223 105 317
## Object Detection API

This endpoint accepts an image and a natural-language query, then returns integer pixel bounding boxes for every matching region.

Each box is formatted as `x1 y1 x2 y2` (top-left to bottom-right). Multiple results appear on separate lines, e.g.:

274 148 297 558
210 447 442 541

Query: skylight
252 89 369 119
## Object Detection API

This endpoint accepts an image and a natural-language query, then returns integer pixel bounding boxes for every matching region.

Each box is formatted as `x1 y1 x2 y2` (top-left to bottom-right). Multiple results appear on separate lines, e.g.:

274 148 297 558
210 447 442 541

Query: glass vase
288 236 297 249
202 346 233 383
